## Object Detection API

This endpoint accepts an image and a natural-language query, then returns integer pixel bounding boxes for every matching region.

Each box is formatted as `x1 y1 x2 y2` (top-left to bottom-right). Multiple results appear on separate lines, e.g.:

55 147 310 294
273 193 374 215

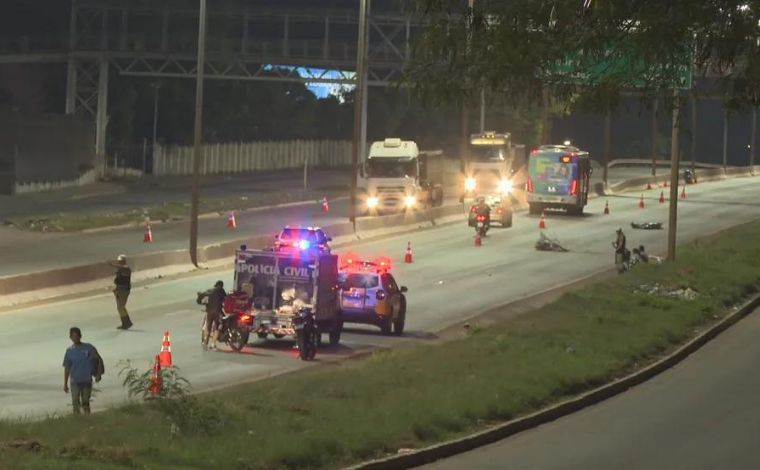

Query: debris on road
535 232 569 252
631 222 663 230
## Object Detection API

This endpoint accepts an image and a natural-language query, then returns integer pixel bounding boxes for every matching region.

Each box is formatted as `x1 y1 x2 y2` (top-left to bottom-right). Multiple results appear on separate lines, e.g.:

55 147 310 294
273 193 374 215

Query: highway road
1 175 758 419
423 308 760 470
0 166 654 277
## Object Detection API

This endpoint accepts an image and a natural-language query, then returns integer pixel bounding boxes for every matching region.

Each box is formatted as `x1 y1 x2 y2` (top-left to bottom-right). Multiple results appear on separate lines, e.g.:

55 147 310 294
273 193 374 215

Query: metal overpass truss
57 0 418 156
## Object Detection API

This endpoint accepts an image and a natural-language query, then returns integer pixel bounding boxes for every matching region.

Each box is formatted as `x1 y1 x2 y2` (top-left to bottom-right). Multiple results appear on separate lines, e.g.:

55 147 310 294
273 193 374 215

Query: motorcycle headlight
498 179 513 194
404 195 417 207
465 177 476 192
366 196 379 208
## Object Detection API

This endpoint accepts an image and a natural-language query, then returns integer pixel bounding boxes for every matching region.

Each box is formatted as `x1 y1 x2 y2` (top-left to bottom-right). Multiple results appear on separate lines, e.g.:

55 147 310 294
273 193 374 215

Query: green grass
2 220 760 469
6 188 346 232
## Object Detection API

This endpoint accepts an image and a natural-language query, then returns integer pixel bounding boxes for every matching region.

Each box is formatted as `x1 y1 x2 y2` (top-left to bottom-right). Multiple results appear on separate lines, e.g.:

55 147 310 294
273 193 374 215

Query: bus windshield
529 154 576 184
470 145 506 162
366 157 417 178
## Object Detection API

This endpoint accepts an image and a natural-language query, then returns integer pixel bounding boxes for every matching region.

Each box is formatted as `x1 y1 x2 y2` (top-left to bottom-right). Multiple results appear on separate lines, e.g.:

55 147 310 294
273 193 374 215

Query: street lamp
189 0 207 266
350 0 369 228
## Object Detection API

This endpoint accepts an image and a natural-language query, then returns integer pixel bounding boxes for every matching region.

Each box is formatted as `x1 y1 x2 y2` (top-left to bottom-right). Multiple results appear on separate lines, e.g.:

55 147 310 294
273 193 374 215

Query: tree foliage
406 0 760 111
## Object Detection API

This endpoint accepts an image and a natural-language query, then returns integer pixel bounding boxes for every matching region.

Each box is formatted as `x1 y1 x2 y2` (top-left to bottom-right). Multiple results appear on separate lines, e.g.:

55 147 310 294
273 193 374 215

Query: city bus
526 144 591 215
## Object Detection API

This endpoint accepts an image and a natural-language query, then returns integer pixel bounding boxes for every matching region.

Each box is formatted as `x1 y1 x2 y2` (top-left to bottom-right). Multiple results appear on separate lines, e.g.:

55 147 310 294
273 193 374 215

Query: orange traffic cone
539 212 546 230
321 197 329 213
227 211 237 229
603 200 610 214
149 354 162 394
663 179 668 188
143 223 153 243
680 186 687 200
659 191 665 204
159 330 173 367
404 242 413 263
638 194 645 209
474 232 482 246
646 182 652 190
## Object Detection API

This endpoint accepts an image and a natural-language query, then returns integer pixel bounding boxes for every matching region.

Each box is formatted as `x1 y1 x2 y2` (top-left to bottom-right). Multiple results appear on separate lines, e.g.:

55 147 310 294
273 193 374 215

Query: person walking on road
63 327 104 415
109 255 133 330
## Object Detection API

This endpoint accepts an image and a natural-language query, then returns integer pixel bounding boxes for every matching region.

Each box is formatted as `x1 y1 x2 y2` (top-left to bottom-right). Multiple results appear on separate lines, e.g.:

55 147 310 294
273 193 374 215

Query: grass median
5 188 346 233
2 219 760 469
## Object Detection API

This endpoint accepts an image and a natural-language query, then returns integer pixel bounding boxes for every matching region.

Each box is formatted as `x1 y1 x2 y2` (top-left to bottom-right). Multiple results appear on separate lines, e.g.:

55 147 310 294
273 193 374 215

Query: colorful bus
526 144 591 215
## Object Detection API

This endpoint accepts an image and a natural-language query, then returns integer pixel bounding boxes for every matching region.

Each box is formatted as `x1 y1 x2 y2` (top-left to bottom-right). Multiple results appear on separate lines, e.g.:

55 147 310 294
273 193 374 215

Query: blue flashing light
298 240 311 250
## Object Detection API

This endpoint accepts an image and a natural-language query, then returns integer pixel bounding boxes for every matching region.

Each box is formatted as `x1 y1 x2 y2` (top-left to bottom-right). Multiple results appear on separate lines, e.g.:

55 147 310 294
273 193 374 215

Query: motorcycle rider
197 280 227 350
472 196 491 234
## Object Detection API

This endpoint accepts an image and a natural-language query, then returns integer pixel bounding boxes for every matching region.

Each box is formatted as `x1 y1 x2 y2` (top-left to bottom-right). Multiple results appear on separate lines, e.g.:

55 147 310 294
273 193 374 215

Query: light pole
350 0 369 228
189 0 207 266
666 90 681 262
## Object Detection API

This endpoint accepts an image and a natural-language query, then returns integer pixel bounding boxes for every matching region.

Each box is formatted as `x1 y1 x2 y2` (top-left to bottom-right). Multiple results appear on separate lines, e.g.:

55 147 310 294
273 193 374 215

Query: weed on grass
2 219 760 469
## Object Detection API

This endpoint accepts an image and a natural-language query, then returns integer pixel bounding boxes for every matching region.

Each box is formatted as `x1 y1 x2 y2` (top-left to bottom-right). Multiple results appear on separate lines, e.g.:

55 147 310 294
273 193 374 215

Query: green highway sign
550 48 693 90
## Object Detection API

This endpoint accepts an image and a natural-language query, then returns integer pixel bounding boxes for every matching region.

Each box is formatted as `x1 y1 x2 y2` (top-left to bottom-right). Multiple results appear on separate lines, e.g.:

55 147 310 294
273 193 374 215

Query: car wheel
393 298 406 335
380 315 393 335
329 321 343 346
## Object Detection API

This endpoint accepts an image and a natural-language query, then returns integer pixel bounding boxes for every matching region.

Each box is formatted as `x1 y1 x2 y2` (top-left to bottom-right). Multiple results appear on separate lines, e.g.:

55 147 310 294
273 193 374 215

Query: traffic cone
646 182 652 190
143 223 153 243
539 212 546 230
663 179 668 188
638 194 645 209
159 330 173 367
680 186 687 200
474 232 482 246
659 191 665 204
603 200 610 214
149 354 162 394
404 242 413 263
227 211 237 229
321 197 329 213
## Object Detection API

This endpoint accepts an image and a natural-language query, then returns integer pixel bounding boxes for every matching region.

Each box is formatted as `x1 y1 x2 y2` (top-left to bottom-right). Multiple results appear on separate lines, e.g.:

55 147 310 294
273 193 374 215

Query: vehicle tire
257 332 268 340
503 211 513 228
380 316 393 335
528 203 541 215
393 298 406 335
229 328 248 352
273 333 285 339
329 321 343 346
297 330 317 360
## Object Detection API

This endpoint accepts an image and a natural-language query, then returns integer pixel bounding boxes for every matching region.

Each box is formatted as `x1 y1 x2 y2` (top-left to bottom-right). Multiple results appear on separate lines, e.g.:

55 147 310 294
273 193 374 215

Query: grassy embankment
1 219 760 469
6 187 346 233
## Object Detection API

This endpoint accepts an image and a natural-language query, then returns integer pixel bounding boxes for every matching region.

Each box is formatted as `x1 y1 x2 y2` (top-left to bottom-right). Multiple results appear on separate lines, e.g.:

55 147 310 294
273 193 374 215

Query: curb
347 293 760 470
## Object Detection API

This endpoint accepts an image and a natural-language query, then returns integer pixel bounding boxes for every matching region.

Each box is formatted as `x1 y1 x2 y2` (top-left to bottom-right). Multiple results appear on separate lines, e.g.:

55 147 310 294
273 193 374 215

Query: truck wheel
504 211 513 228
257 332 268 340
393 298 406 335
329 321 343 346
528 203 541 215
380 316 393 335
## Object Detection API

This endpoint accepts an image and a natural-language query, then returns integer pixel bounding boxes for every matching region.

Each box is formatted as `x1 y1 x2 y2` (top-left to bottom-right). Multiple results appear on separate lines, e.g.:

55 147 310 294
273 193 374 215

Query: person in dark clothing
197 280 227 350
612 228 628 272
109 255 133 330
63 327 103 415
472 196 491 231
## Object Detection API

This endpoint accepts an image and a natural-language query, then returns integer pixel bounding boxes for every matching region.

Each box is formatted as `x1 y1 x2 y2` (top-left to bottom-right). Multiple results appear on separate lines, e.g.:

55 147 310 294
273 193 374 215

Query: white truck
359 138 445 214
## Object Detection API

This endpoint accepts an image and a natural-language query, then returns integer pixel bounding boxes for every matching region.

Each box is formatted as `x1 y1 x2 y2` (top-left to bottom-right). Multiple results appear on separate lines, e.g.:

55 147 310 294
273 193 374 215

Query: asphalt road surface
1 176 758 419
0 166 653 277
423 308 760 470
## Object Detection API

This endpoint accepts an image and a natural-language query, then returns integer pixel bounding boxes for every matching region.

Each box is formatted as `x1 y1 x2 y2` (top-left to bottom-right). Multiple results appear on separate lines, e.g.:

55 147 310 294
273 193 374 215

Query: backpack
91 347 106 377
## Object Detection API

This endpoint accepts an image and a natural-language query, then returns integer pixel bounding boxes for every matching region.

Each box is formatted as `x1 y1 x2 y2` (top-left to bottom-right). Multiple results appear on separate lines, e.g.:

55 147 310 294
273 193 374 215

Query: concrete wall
0 112 96 194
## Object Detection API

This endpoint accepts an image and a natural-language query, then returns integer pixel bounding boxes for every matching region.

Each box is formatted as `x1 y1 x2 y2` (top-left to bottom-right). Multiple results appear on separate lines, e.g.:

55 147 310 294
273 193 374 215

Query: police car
337 254 408 335
273 226 332 254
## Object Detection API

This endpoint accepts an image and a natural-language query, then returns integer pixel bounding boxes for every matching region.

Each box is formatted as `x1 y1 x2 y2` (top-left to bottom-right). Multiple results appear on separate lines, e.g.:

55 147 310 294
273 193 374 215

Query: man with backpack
63 327 105 415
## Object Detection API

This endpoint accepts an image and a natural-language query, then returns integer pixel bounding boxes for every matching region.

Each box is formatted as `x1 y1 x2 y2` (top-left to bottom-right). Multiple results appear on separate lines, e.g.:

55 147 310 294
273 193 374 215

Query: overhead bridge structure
0 0 419 156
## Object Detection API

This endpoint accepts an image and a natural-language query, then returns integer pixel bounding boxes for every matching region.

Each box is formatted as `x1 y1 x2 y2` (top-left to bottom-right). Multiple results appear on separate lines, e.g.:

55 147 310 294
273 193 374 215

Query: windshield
529 154 575 183
338 273 379 289
366 158 417 178
470 145 506 162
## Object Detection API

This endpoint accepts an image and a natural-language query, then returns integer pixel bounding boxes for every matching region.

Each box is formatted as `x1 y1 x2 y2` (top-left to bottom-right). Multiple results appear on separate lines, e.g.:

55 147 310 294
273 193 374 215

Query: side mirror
327 237 333 242
400 286 408 293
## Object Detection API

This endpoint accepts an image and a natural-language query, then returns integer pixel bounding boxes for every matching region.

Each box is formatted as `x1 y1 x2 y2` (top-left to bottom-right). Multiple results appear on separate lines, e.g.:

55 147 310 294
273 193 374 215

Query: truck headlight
366 196 379 208
498 179 513 194
465 177 476 192
404 195 417 207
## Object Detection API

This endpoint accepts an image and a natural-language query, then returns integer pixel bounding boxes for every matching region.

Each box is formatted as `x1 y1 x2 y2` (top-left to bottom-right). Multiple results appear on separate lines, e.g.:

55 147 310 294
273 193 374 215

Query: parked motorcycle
684 168 696 184
293 306 318 361
196 293 252 352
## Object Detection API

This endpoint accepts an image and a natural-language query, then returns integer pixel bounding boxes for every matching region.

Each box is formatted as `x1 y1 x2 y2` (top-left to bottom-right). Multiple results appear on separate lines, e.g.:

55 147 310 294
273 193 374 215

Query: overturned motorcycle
631 222 663 230
536 232 569 252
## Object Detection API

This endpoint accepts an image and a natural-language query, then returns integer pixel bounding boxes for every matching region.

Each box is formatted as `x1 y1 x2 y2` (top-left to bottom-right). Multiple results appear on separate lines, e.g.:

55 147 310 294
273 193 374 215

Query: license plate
477 222 483 228
343 298 363 308
548 186 557 193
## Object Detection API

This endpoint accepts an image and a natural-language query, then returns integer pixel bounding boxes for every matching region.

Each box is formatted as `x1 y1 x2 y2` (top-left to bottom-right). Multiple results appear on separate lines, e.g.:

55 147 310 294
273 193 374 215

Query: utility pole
350 0 369 228
603 110 611 186
666 91 681 262
460 0 476 176
690 92 697 173
722 107 728 172
479 89 486 133
651 98 658 177
189 0 207 267
751 107 757 174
